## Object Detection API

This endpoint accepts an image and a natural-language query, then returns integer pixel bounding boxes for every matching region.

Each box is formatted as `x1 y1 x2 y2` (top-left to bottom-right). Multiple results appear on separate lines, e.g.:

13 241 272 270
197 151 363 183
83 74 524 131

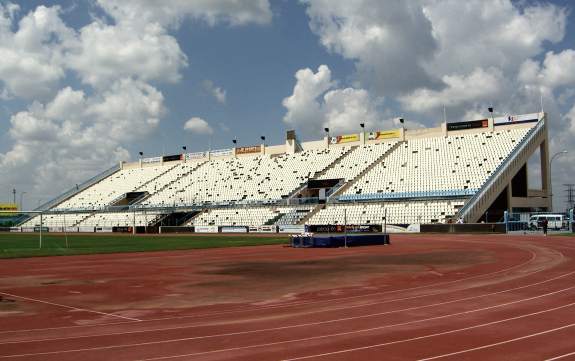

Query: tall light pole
488 107 494 124
550 150 568 211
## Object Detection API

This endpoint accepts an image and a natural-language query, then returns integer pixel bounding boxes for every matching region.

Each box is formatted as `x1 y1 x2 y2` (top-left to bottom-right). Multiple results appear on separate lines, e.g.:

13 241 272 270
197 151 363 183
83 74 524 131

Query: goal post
0 210 45 249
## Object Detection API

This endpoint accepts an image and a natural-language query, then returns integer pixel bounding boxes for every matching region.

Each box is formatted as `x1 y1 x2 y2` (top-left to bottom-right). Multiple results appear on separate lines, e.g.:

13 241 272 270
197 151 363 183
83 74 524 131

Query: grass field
0 233 289 259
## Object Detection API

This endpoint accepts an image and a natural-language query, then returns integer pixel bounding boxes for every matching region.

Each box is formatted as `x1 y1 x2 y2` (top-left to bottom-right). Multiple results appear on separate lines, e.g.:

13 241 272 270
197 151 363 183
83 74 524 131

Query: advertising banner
210 148 233 157
307 224 382 233
447 119 488 131
79 226 95 233
163 154 183 162
95 227 113 233
195 225 218 233
494 113 539 126
185 152 206 160
236 145 260 155
330 133 360 144
9 227 20 232
0 203 17 216
249 225 277 233
278 225 306 233
367 129 401 140
159 226 194 233
142 156 162 164
113 226 132 233
221 226 248 233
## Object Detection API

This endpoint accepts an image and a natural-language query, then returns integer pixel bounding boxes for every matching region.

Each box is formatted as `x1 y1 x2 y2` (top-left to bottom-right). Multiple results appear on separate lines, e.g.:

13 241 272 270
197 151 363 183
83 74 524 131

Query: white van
529 214 566 230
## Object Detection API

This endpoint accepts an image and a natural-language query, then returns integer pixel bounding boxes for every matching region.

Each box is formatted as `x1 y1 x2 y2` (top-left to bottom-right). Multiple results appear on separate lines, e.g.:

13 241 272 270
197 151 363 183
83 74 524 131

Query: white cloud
422 0 566 76
565 104 575 135
96 0 272 28
519 50 575 89
400 67 505 113
0 79 163 196
202 80 226 104
66 20 187 88
304 0 437 95
0 5 72 99
282 65 393 135
282 65 334 132
184 117 214 135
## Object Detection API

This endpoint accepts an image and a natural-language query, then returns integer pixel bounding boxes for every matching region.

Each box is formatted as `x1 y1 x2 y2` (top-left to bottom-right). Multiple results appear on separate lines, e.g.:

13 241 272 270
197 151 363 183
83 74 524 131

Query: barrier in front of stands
421 223 506 233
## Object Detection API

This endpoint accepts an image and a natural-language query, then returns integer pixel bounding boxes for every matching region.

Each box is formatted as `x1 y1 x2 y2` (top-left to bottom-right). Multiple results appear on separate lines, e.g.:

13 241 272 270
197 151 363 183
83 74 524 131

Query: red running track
1 234 575 360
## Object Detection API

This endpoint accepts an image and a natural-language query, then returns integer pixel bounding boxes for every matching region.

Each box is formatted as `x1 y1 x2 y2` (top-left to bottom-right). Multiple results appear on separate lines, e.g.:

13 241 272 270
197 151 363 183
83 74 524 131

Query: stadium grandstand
16 112 551 233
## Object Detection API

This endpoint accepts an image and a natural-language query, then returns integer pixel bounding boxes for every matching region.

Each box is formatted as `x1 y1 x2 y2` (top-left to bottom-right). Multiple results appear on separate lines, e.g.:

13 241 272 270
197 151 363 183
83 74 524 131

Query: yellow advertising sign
0 203 18 216
236 145 261 155
330 133 360 144
367 129 401 140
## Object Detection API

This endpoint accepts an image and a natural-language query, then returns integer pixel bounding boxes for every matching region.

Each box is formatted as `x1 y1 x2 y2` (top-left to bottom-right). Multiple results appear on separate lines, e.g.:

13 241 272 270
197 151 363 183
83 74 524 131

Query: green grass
0 233 289 259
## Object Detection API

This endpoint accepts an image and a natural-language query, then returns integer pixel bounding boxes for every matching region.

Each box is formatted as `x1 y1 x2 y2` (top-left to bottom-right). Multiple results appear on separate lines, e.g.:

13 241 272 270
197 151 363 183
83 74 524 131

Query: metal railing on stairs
457 118 545 222
34 164 121 211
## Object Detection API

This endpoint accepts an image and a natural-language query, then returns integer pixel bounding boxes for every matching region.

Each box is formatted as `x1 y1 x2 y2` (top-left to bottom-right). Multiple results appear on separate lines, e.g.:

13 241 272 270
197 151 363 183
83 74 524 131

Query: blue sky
0 0 355 154
1 0 575 210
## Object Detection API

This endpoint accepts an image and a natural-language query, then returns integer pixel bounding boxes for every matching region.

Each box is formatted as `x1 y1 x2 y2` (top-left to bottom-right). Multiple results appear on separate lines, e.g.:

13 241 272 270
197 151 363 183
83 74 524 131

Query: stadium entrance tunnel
151 211 201 228
133 211 201 234
110 192 149 207
478 186 509 223
290 179 343 204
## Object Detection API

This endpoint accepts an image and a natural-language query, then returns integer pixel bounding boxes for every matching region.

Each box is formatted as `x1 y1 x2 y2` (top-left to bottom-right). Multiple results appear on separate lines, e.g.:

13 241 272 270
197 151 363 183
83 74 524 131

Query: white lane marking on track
546 350 575 360
146 301 575 360
0 240 552 334
419 323 575 360
0 292 141 322
2 268 574 346
4 282 575 358
0 240 543 336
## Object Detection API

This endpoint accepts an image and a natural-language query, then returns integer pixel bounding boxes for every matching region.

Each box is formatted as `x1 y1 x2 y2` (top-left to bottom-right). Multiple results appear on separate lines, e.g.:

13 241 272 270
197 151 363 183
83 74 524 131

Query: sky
1 0 575 212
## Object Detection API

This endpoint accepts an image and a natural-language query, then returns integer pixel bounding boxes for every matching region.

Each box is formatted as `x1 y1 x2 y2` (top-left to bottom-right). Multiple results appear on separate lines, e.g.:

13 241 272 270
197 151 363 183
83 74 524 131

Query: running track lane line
419 323 575 360
547 350 575 360
0 239 540 335
144 300 575 360
3 268 574 346
0 292 141 322
4 281 574 359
